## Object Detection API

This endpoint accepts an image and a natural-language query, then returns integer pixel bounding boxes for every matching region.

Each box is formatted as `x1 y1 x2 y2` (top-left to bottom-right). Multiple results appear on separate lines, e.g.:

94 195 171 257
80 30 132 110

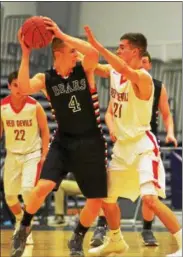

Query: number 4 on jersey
69 95 81 112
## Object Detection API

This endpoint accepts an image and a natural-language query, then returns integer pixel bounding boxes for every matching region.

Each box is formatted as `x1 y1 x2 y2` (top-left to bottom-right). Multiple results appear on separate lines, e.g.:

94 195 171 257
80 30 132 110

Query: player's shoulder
138 68 151 77
26 96 37 105
0 96 11 106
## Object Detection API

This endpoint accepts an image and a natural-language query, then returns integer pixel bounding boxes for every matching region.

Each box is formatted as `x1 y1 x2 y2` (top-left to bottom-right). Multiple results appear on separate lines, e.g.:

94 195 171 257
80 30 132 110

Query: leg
141 200 158 246
139 152 182 256
52 185 65 226
23 179 56 217
69 198 103 256
10 179 56 257
5 195 23 223
142 191 182 256
11 139 66 257
68 135 108 256
3 153 23 225
88 168 130 256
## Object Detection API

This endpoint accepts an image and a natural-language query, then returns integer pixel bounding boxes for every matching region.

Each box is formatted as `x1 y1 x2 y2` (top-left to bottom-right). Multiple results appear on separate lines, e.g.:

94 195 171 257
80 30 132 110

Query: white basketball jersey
110 68 154 142
1 96 41 154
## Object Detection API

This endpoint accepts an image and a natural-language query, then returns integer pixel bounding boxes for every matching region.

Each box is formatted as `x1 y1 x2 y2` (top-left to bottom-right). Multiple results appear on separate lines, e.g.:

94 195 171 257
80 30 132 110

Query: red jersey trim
1 96 36 114
1 96 11 106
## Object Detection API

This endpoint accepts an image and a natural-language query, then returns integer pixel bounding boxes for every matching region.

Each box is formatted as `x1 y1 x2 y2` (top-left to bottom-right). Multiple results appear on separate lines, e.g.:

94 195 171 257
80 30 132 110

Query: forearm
18 53 31 94
105 112 114 133
163 115 175 135
40 129 50 157
98 45 127 74
60 33 97 56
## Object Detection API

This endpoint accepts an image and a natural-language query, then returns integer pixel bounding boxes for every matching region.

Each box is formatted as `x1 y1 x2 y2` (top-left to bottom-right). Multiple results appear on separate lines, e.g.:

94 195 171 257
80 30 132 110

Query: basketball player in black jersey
90 51 178 248
10 18 114 257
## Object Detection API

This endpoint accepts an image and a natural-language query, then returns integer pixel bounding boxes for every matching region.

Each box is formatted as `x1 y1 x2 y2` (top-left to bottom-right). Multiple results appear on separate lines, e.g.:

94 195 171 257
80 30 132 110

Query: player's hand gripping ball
21 16 53 49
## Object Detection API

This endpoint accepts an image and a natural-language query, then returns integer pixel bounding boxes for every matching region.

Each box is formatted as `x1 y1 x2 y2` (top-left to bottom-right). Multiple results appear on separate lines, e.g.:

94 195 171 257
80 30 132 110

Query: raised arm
43 18 98 72
17 29 46 95
158 85 177 147
84 26 152 99
95 64 111 78
77 51 111 78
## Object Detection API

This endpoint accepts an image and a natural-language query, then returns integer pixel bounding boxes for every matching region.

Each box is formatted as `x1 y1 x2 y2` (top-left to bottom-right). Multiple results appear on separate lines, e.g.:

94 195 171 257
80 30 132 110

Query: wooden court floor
1 229 178 257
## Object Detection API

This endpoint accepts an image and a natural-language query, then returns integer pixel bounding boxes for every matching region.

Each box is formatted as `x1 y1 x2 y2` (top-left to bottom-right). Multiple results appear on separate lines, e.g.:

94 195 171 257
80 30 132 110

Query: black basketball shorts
40 133 108 198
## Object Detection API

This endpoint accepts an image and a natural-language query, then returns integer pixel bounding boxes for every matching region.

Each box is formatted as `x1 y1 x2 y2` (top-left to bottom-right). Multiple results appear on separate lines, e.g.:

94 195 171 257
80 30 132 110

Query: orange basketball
21 16 53 49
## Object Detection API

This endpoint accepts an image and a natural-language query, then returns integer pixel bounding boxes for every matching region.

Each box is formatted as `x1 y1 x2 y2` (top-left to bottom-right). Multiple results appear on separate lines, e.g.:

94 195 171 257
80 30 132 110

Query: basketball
21 16 53 49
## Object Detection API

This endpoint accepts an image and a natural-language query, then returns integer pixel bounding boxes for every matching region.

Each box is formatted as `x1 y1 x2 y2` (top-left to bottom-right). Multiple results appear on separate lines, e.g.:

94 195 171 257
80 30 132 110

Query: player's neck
54 62 73 78
10 95 27 108
129 59 142 70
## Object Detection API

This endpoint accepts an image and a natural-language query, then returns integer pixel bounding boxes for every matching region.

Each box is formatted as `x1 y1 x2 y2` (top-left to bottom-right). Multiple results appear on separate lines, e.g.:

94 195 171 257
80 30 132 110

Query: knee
102 201 119 213
5 195 18 207
142 195 158 209
22 189 32 205
85 199 102 213
33 180 56 198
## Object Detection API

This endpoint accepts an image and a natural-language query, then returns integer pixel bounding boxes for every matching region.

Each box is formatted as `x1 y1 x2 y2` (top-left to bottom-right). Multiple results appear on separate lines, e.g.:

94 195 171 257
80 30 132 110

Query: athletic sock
74 221 89 237
21 210 34 227
143 219 153 230
97 216 108 227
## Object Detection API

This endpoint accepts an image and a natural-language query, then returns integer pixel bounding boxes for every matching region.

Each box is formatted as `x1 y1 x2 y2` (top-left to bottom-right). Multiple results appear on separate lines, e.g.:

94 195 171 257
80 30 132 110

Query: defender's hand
84 25 103 51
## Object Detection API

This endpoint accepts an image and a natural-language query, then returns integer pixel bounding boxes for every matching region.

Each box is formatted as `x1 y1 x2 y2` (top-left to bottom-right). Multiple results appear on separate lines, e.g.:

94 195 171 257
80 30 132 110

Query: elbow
18 82 30 95
18 87 29 95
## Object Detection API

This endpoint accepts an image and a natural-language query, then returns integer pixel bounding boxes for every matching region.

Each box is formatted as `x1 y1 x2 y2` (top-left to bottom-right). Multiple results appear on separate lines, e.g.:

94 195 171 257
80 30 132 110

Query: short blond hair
51 38 65 59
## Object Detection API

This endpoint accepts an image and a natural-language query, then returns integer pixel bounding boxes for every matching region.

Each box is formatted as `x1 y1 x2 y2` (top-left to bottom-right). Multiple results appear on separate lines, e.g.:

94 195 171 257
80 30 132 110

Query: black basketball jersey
45 62 102 136
150 78 162 136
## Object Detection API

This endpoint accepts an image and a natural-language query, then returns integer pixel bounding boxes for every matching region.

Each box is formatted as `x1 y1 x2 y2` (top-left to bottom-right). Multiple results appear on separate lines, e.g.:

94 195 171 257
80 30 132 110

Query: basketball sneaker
141 229 159 246
68 232 84 256
10 225 31 257
88 236 129 256
26 232 34 245
166 249 182 257
90 226 107 247
14 220 34 245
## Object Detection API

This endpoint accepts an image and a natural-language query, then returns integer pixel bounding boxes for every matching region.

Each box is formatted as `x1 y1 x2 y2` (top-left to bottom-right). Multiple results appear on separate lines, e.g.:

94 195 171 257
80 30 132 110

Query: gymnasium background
0 1 182 226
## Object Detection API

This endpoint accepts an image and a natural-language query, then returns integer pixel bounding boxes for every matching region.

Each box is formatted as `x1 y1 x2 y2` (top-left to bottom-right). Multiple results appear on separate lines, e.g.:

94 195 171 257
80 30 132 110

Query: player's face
116 39 138 64
64 45 78 67
55 45 78 68
8 79 22 98
141 56 152 71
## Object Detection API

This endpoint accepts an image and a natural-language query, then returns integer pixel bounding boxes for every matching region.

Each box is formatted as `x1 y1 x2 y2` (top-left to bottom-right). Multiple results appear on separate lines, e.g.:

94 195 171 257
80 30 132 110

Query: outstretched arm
77 51 111 78
43 18 99 72
17 29 46 95
158 85 177 147
84 26 152 99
